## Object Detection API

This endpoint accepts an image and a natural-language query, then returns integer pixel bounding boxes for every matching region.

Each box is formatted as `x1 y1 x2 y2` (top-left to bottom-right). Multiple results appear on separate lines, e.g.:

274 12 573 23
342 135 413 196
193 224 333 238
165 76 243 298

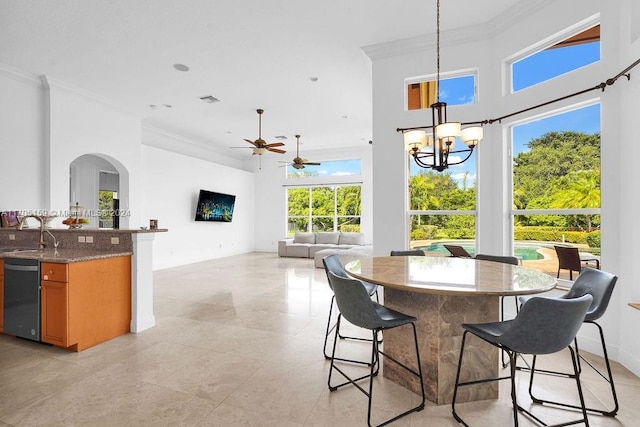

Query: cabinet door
0 259 4 332
41 280 68 346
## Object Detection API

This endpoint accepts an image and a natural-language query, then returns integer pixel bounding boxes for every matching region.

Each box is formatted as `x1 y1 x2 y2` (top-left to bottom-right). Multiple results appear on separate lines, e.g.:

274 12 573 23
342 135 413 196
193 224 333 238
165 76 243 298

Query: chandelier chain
436 0 441 103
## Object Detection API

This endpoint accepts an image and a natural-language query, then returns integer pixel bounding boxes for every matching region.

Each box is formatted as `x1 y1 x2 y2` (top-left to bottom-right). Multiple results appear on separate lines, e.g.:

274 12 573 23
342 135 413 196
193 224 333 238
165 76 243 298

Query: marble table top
345 256 557 296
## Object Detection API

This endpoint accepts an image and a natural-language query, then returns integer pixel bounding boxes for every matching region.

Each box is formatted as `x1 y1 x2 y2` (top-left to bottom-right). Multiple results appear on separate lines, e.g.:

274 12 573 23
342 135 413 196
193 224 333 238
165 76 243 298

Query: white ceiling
0 0 527 159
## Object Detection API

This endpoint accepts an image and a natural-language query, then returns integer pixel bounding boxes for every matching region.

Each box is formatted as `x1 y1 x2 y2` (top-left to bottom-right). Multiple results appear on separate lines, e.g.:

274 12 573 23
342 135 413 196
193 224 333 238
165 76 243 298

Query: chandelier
398 0 483 172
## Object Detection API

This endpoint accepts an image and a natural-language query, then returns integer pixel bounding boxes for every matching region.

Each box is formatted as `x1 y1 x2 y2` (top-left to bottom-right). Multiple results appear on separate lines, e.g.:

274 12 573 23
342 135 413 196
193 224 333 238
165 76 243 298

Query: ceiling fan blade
304 162 321 166
267 148 286 154
265 142 285 148
230 146 255 149
244 138 260 147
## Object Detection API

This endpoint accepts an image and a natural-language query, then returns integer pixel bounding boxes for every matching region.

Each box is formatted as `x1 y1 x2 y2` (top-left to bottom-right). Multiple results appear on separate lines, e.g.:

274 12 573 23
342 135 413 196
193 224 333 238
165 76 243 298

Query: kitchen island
1 248 132 351
0 227 165 351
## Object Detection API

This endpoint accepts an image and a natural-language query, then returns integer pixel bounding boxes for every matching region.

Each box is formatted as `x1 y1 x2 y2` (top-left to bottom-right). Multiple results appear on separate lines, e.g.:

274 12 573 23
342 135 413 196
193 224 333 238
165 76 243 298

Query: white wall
368 0 640 375
250 143 373 252
141 144 256 270
0 67 44 210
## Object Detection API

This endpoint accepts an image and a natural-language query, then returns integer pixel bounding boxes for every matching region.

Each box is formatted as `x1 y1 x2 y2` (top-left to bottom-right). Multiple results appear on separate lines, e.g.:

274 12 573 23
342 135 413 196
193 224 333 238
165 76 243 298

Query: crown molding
39 75 143 118
0 63 42 87
362 0 553 60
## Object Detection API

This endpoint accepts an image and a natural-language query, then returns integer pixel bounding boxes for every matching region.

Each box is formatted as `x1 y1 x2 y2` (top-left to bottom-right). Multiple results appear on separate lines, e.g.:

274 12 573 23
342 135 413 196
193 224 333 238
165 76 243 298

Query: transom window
286 159 361 179
406 72 476 111
511 24 600 92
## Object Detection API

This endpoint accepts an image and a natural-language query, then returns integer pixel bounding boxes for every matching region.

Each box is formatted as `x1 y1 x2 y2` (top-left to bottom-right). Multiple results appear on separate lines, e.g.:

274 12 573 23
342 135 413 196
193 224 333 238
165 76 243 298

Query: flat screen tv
194 189 236 222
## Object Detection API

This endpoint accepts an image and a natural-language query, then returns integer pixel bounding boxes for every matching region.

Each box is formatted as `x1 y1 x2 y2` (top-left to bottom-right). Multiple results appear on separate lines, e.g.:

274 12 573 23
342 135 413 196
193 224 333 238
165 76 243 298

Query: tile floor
0 252 639 426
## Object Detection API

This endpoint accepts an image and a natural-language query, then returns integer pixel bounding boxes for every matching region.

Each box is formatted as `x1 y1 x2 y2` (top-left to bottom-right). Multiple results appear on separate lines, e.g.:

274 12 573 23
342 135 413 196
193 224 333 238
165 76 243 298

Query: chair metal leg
329 322 424 426
454 334 588 427
527 321 618 417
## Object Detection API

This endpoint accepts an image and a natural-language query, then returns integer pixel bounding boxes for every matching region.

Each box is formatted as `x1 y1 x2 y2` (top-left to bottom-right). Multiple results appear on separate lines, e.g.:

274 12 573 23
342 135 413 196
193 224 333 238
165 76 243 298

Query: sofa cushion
287 244 311 258
338 232 364 246
316 232 340 245
293 232 315 244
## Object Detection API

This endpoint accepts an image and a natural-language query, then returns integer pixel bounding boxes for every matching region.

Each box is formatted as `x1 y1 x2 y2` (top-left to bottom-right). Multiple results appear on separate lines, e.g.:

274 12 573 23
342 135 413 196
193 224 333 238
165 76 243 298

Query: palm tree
549 170 600 231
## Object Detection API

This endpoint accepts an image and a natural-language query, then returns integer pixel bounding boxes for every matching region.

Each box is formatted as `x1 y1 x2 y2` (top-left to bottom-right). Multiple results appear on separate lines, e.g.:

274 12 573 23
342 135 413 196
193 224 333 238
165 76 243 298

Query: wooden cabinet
42 274 69 347
0 259 4 332
41 256 131 351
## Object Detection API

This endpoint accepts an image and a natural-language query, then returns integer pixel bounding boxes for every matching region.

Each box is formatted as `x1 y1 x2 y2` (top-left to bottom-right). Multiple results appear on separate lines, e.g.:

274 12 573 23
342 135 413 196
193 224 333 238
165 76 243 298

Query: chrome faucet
17 215 58 249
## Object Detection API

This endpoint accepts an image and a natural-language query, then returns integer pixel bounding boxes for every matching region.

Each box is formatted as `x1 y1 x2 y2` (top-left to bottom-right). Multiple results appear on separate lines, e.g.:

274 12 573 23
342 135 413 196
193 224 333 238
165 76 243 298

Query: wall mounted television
194 189 236 222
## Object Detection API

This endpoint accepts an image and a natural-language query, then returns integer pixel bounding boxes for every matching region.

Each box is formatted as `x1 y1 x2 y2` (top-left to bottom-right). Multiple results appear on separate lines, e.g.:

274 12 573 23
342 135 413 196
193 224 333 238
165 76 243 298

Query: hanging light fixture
398 0 483 172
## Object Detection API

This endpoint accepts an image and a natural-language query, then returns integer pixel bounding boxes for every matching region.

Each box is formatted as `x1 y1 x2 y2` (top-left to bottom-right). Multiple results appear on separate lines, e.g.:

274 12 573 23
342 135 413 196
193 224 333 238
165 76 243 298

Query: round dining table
344 255 557 405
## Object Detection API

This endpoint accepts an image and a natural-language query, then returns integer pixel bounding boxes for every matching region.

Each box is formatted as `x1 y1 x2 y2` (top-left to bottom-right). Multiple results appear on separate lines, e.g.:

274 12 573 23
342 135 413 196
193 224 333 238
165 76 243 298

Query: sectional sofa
277 232 372 267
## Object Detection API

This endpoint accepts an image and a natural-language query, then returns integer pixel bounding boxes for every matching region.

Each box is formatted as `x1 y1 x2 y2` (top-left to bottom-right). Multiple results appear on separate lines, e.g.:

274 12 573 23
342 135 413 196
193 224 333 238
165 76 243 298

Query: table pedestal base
383 288 499 405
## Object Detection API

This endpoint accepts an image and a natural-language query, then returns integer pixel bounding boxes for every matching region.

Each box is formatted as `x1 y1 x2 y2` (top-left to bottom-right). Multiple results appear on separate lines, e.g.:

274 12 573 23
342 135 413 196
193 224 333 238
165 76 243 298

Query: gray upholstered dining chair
322 254 379 363
475 253 520 367
520 267 619 417
390 249 425 256
452 294 593 427
327 271 425 426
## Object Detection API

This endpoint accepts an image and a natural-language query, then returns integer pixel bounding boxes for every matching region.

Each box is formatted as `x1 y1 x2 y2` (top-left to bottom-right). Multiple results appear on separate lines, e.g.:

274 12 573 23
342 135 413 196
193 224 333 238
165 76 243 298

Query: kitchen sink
0 248 41 253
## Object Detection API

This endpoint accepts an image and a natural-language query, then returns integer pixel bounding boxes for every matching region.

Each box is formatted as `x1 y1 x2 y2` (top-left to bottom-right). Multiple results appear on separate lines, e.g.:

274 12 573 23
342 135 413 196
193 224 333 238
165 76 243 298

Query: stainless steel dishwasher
4 258 41 341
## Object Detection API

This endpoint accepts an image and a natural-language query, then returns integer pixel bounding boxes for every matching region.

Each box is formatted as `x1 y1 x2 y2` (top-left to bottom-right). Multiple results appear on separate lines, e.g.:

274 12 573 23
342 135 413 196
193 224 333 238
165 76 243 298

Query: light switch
78 236 85 243
86 236 93 243
111 237 119 245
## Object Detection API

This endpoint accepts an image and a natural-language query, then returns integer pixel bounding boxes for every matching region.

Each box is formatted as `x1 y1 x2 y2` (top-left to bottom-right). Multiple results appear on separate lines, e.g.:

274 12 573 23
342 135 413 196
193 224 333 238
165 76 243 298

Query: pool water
414 242 546 261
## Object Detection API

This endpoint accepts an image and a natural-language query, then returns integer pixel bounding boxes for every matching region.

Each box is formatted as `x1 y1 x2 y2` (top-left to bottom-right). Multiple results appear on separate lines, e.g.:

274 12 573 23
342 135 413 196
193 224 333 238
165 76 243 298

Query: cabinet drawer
42 262 68 282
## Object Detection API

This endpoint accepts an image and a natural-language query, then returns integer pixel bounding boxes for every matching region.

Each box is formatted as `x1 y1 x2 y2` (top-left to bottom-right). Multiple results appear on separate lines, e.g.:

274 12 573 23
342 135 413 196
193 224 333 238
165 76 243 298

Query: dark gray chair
327 271 425 426
390 249 425 256
452 294 593 427
520 267 619 417
444 244 473 258
322 254 379 363
475 253 520 368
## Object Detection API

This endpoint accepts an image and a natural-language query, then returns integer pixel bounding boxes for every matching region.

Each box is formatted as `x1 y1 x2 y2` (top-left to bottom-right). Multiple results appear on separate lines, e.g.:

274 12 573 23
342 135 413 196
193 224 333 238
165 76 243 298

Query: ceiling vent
199 95 220 104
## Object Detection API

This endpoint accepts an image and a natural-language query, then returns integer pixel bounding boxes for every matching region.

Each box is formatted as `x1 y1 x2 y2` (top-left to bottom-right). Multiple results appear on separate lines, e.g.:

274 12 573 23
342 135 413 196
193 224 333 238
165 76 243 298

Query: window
511 103 601 277
511 24 600 92
287 185 361 235
287 159 361 179
406 73 476 111
407 157 477 252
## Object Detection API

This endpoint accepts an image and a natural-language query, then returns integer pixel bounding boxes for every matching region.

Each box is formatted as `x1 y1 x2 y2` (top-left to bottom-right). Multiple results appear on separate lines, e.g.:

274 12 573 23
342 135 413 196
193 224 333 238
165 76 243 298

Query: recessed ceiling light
164 104 172 108
149 104 157 109
309 77 319 82
341 115 348 119
173 63 190 72
275 135 288 140
200 95 220 104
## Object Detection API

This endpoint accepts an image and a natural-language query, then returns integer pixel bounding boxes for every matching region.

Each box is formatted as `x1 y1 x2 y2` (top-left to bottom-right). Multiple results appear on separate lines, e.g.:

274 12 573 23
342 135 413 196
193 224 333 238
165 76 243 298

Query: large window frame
508 101 601 276
286 184 362 235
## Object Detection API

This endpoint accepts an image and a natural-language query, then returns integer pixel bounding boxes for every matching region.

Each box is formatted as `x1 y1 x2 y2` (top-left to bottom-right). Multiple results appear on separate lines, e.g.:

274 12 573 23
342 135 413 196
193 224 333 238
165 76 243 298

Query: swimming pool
414 241 549 261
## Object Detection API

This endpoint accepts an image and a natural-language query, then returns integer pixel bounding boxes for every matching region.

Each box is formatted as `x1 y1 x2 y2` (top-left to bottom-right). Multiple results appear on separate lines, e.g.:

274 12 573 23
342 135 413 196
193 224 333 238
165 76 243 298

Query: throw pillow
339 233 364 245
316 232 340 245
293 232 315 244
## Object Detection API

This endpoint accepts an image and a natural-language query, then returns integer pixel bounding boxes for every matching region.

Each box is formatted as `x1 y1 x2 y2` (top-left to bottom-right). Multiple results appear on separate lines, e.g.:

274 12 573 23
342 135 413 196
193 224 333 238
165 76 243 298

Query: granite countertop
0 248 133 263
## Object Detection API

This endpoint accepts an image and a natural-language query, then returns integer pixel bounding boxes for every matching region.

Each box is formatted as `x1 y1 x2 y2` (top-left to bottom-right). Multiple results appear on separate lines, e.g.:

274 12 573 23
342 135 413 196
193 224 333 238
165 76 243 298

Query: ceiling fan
232 109 286 156
281 134 321 169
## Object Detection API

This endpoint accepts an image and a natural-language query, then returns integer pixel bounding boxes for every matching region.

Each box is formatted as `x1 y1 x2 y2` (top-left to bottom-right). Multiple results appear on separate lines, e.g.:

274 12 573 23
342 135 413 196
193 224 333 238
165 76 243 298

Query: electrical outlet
86 236 94 243
9 234 15 240
111 237 119 245
78 236 86 243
